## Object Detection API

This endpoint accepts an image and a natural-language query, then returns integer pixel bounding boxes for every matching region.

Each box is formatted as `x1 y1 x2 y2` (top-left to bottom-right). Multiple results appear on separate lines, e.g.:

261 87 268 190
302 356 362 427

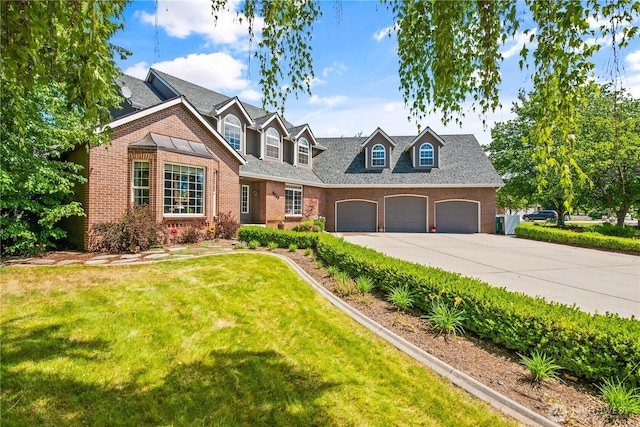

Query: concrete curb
267 253 560 427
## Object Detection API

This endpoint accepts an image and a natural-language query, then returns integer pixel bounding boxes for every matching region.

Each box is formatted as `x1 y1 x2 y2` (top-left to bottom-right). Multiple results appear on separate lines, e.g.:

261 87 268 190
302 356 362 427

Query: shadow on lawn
1 326 339 426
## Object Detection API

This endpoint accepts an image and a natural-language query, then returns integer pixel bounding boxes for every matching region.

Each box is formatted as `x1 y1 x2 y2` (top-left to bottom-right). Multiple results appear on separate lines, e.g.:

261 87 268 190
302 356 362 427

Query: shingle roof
240 154 324 185
130 133 216 159
115 74 165 110
313 135 503 186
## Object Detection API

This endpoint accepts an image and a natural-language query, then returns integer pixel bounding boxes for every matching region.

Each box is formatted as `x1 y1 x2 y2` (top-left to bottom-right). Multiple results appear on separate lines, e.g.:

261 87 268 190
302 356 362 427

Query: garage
336 200 377 232
384 196 428 232
434 200 479 233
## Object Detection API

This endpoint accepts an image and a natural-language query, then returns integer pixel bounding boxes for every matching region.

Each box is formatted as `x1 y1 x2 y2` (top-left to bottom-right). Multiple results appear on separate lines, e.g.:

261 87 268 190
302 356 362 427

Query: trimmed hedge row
237 226 640 387
238 226 319 249
515 223 640 254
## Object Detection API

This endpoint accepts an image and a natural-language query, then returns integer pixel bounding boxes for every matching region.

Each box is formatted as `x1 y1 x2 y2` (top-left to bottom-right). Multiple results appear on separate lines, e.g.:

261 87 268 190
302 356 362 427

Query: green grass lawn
1 254 516 426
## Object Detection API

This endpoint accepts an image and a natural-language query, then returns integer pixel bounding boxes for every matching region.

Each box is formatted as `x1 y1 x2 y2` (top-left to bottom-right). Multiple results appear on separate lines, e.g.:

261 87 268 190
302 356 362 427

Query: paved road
338 233 640 319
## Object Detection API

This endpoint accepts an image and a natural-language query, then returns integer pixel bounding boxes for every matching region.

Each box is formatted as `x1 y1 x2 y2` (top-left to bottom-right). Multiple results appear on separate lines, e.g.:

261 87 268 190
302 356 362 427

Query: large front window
224 115 241 151
285 184 302 215
132 160 150 205
266 128 280 159
164 164 204 215
298 138 309 165
419 143 434 166
372 144 385 167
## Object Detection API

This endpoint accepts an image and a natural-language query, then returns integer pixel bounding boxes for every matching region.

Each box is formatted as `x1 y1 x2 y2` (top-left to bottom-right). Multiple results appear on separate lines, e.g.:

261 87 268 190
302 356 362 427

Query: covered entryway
384 195 428 232
336 200 377 232
434 200 479 233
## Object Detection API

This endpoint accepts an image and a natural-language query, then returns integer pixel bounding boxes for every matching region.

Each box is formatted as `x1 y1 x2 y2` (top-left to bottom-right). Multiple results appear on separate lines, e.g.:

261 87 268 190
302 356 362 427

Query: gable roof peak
360 127 397 150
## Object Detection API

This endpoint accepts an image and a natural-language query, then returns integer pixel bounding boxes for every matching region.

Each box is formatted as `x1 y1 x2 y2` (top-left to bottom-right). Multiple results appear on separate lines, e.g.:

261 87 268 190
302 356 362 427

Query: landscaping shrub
590 222 639 239
518 351 562 383
247 240 260 249
174 226 204 244
215 211 240 239
88 205 166 253
516 223 640 253
292 220 321 232
238 226 319 249
234 226 640 387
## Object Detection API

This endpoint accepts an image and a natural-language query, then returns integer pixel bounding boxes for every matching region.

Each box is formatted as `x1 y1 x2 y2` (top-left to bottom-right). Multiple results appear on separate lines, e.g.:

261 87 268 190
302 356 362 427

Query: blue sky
113 0 640 145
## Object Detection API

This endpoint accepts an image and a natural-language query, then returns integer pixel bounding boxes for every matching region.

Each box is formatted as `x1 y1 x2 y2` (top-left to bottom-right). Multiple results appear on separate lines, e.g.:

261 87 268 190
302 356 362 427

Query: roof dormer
360 128 396 170
405 126 445 169
256 113 289 162
287 124 323 168
213 97 253 155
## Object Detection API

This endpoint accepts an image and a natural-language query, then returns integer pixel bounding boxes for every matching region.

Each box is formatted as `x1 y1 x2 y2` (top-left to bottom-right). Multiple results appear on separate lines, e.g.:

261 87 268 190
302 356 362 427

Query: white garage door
435 201 479 233
385 196 427 232
336 200 377 232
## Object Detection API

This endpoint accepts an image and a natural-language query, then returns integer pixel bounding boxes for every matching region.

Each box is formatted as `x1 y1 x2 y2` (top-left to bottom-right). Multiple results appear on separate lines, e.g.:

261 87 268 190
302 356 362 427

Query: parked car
522 210 557 221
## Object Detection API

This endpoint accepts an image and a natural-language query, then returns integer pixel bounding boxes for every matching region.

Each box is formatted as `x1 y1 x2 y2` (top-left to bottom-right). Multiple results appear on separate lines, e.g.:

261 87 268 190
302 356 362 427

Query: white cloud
136 0 262 49
239 88 262 102
623 49 640 97
306 76 326 88
500 30 536 59
123 52 256 94
309 94 347 107
373 25 394 42
322 61 347 77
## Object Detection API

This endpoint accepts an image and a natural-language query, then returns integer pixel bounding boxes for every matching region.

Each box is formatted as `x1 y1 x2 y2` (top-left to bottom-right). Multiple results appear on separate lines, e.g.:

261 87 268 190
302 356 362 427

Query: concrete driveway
338 233 640 319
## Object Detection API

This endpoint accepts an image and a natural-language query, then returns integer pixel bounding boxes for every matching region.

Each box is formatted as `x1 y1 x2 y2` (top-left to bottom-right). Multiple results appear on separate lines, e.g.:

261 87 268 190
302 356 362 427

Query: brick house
65 69 502 249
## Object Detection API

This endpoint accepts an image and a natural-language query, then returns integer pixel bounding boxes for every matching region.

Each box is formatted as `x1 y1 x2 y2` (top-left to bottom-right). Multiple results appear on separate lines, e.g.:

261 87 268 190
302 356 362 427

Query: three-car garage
334 197 480 233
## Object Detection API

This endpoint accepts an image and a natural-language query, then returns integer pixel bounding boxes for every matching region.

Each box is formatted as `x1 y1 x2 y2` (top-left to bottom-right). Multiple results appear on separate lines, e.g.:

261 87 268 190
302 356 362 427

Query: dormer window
372 144 385 167
419 143 434 166
224 115 241 151
266 128 280 159
298 138 309 165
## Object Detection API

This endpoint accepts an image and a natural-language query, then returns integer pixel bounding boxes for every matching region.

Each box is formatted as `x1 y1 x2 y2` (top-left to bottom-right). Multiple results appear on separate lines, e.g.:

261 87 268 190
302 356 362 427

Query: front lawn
0 254 515 426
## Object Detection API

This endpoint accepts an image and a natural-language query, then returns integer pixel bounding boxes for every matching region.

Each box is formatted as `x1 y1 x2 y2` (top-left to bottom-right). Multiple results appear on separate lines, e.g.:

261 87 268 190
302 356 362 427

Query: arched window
298 138 309 165
266 128 280 159
419 143 434 166
372 144 385 167
224 115 241 151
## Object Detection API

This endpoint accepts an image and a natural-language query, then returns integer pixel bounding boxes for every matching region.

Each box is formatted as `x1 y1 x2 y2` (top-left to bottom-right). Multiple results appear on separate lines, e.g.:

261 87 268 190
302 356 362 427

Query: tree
0 1 129 255
211 0 639 209
574 85 640 226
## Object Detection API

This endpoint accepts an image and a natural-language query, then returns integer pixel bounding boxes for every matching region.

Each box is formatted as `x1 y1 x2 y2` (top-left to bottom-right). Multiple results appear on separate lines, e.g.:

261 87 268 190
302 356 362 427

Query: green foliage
355 276 375 294
0 1 129 255
303 248 312 256
267 242 278 250
326 266 340 277
88 205 166 254
288 244 298 252
334 272 359 297
292 219 324 232
423 299 465 337
598 378 640 420
590 222 639 239
232 226 640 387
233 243 247 250
518 351 562 383
248 240 260 249
238 226 319 249
516 223 640 253
387 286 414 311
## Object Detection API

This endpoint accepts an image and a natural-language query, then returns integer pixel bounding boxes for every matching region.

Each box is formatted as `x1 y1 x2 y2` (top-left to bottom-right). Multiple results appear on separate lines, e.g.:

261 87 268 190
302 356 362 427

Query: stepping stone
168 247 186 252
111 258 139 264
91 254 118 260
29 259 55 265
144 253 170 259
120 254 141 259
85 259 108 265
56 260 82 265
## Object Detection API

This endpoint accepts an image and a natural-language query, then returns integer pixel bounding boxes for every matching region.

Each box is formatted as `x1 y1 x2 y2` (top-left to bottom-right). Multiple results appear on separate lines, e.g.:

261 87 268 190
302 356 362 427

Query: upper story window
132 160 150 205
224 115 241 151
419 143 434 166
266 128 280 159
298 138 309 165
372 144 385 167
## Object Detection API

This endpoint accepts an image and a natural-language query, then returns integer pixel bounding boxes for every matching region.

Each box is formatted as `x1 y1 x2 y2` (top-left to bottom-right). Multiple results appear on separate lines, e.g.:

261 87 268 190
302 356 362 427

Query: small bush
423 299 465 337
327 265 340 277
288 244 298 252
387 286 414 311
355 276 374 294
215 211 240 239
248 240 260 249
334 272 359 297
175 226 203 244
304 248 312 256
88 205 166 253
292 220 320 233
233 243 246 250
316 260 324 269
267 241 278 250
591 222 639 238
518 351 562 383
598 378 640 421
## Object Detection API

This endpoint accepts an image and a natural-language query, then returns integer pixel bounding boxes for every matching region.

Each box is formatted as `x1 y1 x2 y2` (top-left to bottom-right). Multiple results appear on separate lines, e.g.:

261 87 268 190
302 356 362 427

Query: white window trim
298 138 310 166
224 114 242 152
285 184 303 216
132 160 150 205
419 143 434 166
372 144 386 167
163 162 206 217
241 184 250 214
265 128 280 160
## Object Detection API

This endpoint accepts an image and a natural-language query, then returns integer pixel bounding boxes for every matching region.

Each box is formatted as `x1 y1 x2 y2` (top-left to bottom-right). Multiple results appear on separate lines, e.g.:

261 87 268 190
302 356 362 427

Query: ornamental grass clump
387 286 414 311
288 243 298 252
267 241 278 250
423 297 465 337
598 378 640 421
247 240 260 249
518 351 563 384
334 271 359 297
355 276 375 294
